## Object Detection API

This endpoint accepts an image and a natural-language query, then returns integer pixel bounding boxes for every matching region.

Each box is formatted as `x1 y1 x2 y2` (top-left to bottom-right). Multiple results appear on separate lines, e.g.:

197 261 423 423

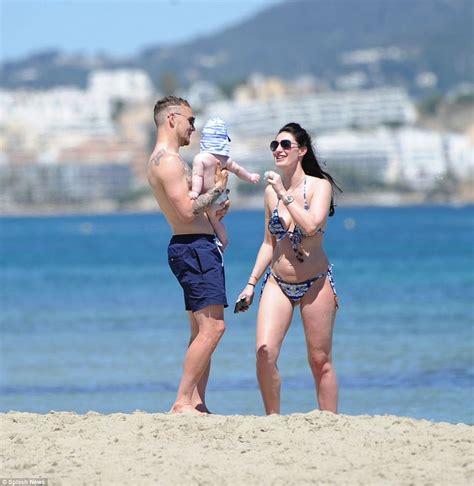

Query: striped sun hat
200 117 231 157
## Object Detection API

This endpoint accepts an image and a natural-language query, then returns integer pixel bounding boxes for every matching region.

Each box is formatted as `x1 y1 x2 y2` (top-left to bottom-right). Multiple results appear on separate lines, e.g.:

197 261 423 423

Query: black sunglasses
270 139 298 152
170 112 196 129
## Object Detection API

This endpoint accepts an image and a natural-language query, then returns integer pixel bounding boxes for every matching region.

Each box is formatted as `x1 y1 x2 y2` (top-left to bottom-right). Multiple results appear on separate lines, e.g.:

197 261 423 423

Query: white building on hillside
202 88 416 136
88 69 154 102
0 87 113 137
316 128 473 190
0 68 155 164
316 129 394 183
183 81 224 112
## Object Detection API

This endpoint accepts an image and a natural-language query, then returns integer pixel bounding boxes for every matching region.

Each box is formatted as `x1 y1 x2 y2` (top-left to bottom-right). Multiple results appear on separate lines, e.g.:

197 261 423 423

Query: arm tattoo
150 148 166 166
192 186 222 215
150 154 161 166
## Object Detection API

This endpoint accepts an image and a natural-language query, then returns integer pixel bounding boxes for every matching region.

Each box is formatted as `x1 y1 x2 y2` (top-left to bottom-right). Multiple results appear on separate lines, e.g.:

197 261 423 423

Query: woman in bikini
237 122 341 415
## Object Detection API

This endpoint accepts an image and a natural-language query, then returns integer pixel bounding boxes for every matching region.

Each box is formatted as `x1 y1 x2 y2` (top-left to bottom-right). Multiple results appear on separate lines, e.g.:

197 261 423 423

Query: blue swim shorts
168 234 228 312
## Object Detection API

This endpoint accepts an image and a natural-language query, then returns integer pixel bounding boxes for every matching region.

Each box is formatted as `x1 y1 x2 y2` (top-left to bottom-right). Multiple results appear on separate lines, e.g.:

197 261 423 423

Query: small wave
1 368 472 397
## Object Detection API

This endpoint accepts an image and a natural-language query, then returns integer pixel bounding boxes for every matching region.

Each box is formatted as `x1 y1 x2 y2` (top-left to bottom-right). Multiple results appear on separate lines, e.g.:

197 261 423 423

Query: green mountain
1 0 472 94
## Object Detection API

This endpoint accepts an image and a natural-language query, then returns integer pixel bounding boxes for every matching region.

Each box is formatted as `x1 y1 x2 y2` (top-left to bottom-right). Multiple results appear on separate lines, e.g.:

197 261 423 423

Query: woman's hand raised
264 171 285 199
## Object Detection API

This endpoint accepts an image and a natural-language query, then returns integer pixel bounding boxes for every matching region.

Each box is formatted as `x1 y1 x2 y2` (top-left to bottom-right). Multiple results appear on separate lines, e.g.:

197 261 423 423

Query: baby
189 117 260 250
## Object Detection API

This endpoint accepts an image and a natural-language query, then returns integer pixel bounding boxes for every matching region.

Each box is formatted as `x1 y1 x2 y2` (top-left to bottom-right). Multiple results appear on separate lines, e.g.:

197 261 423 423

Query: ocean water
1 206 473 423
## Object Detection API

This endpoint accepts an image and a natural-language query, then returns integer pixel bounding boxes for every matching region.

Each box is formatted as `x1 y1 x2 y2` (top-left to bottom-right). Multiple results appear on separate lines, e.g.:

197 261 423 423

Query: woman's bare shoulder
306 175 332 190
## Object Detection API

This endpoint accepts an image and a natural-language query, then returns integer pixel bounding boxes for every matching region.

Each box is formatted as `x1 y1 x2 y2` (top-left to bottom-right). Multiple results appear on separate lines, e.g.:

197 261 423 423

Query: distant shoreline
1 198 472 218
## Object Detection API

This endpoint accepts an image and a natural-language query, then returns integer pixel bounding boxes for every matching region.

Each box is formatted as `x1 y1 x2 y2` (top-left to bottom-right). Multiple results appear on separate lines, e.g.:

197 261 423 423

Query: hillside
1 0 472 94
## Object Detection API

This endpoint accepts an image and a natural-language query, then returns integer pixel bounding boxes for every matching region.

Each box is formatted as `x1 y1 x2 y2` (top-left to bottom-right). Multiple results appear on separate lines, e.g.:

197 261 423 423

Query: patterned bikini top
268 178 324 262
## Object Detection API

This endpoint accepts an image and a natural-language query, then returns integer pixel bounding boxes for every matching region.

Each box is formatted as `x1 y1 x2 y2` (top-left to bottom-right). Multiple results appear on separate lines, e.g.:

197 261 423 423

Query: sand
1 410 472 485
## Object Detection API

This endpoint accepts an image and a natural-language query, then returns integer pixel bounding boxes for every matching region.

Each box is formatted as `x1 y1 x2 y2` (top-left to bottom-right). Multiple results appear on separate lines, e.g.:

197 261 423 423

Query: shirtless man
147 96 229 414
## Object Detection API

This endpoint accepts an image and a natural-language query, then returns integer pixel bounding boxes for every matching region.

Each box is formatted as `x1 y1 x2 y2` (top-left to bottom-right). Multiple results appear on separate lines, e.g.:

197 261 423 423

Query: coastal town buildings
0 70 472 210
316 129 473 190
200 87 417 135
88 69 154 103
0 163 132 208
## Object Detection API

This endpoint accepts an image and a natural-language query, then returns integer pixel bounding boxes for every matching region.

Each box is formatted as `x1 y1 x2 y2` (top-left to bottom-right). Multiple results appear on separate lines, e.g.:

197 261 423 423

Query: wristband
247 282 256 287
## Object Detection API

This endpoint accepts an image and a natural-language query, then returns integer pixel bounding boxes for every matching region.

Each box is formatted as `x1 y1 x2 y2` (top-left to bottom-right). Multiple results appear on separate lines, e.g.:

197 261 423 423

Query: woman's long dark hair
278 122 342 216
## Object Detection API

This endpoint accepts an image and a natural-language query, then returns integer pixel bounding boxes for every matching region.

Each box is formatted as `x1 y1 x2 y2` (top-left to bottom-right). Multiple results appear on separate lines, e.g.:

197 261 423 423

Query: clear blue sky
1 0 282 62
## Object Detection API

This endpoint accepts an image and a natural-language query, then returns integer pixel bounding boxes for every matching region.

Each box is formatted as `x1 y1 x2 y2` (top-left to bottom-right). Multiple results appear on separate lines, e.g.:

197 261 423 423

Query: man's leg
171 304 225 414
187 311 212 413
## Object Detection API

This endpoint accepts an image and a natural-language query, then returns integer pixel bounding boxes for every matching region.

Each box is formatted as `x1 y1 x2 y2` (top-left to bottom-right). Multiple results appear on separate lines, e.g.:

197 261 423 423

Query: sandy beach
1 410 472 485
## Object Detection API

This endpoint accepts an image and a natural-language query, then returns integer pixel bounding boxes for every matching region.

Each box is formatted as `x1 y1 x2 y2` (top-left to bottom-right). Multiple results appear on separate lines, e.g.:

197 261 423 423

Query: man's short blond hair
153 96 191 127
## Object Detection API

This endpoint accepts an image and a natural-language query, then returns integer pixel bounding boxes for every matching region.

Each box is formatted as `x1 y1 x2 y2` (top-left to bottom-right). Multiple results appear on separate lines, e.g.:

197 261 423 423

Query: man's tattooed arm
192 186 223 215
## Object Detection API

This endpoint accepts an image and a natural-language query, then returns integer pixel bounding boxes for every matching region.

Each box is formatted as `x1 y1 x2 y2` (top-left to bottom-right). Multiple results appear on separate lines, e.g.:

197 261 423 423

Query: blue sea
1 207 473 423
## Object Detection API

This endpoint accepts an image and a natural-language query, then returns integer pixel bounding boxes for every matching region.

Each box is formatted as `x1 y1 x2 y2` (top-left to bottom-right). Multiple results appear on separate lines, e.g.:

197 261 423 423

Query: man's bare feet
170 404 205 415
194 403 212 414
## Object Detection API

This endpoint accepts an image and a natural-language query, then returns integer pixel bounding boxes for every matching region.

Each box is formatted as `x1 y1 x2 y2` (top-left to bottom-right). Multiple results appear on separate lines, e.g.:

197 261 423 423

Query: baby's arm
189 155 205 199
225 158 260 184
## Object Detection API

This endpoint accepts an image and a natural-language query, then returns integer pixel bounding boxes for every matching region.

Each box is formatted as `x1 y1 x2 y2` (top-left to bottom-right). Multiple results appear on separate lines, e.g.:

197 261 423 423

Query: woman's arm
237 186 275 307
267 173 332 235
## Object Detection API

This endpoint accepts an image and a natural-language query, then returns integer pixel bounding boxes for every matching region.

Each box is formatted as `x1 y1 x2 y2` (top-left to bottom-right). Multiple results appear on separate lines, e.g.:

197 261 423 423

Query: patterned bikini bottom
261 264 339 308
